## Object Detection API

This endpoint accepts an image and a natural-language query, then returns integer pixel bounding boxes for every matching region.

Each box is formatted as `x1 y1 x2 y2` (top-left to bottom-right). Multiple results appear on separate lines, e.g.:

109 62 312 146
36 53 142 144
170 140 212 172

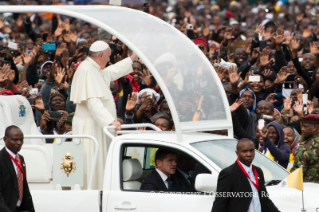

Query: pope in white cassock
70 40 138 189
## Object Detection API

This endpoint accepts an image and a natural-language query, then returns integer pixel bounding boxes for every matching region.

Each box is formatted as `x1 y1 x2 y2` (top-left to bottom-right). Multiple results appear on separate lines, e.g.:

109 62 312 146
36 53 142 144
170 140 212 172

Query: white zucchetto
89 40 109 52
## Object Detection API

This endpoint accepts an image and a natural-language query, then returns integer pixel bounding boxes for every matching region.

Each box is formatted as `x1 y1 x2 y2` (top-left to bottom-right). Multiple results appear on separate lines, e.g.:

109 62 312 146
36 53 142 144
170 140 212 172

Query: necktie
16 155 24 202
166 176 174 191
248 170 261 212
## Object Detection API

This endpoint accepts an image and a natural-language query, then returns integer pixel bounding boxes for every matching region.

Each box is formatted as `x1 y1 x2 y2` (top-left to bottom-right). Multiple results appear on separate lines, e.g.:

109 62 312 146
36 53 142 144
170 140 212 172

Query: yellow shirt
261 147 294 172
265 150 275 161
286 153 294 172
259 146 275 161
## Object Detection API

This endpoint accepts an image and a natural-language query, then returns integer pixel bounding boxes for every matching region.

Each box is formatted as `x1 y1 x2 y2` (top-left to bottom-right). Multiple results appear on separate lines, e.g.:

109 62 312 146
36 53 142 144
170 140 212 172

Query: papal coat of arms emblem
17 99 26 117
60 152 77 177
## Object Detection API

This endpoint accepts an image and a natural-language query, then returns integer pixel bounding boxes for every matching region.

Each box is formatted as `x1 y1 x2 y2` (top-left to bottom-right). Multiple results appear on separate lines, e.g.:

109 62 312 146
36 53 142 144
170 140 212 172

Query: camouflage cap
300 114 319 124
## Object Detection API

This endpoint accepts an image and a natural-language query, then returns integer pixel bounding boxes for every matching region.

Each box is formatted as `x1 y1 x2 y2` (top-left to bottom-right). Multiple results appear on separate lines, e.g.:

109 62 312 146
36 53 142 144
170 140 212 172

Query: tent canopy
0 6 233 141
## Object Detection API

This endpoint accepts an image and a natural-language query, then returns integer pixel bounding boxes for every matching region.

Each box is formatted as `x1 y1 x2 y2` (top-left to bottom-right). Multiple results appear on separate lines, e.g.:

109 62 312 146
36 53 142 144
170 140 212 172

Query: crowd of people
0 0 318 185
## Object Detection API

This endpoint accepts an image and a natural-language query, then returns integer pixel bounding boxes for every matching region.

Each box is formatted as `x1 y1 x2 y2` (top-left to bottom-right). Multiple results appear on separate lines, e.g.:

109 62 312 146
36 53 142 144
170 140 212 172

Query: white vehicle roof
115 131 233 144
0 5 233 142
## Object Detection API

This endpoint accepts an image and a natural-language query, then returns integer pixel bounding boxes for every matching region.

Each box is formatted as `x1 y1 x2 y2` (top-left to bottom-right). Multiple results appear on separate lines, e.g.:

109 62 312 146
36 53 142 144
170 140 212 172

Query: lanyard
236 158 259 191
8 154 25 180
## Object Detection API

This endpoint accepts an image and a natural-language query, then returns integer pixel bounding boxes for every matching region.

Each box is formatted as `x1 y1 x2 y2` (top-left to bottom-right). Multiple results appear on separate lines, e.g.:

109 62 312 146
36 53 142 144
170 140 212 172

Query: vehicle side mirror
195 174 218 192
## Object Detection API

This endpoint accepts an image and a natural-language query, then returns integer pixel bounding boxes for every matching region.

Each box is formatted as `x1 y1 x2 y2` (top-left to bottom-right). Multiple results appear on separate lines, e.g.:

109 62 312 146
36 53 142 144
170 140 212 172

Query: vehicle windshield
191 139 289 184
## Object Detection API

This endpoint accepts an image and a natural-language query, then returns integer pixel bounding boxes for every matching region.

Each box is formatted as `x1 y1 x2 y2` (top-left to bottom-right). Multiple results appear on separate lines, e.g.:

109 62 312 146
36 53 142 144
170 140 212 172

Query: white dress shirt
238 161 257 212
5 147 22 207
155 168 169 189
53 129 66 135
37 126 66 135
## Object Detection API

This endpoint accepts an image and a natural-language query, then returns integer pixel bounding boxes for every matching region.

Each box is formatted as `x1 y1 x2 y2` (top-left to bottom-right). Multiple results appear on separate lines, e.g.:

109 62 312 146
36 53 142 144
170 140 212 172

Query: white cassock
70 56 133 189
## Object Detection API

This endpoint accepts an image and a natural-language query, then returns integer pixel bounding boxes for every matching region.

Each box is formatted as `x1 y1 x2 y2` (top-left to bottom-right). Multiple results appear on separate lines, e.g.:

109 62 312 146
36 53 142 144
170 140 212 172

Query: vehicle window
191 139 289 184
121 145 210 192
124 147 146 168
124 146 157 170
145 147 158 169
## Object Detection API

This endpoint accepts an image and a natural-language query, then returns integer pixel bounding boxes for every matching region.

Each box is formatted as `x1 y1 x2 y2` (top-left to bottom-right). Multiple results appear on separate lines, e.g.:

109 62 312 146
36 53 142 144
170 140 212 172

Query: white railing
0 134 99 190
103 123 161 139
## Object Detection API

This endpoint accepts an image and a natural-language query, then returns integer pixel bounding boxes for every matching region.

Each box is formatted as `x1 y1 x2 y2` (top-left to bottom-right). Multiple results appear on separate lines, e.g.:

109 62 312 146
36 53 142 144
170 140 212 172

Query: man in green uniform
291 114 319 183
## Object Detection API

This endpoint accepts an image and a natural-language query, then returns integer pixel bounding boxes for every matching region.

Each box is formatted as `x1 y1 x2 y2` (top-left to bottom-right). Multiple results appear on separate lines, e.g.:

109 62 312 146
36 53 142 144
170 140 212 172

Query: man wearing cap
70 40 138 189
228 21 247 53
63 112 74 133
50 92 66 112
291 114 319 183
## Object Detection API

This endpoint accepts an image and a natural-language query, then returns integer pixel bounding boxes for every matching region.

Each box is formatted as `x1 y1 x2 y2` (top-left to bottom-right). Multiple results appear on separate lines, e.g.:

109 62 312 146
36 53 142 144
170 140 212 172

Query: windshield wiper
265 180 282 186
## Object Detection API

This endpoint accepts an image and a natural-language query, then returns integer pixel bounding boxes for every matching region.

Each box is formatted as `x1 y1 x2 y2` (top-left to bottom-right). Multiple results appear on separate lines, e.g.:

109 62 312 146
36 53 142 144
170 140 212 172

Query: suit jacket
212 162 280 212
0 148 35 212
140 170 185 192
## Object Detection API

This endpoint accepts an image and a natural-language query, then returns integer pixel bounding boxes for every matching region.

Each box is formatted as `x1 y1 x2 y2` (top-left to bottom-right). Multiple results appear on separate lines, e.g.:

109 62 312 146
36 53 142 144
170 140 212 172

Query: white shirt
53 129 66 135
263 145 278 163
6 147 18 173
238 161 256 212
155 168 169 189
5 147 22 207
37 126 66 135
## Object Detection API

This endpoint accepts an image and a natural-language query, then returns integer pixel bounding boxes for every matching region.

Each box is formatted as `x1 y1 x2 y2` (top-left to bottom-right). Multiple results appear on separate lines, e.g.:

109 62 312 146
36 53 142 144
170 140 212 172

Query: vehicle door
104 139 217 212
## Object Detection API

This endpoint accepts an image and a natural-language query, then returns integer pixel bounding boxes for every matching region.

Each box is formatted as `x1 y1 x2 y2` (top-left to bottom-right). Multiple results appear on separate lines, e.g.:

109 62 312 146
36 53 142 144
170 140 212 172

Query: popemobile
0 5 318 212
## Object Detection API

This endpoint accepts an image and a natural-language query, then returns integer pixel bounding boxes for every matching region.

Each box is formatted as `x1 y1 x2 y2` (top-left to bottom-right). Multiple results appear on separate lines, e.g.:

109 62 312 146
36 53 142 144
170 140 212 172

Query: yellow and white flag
277 167 303 191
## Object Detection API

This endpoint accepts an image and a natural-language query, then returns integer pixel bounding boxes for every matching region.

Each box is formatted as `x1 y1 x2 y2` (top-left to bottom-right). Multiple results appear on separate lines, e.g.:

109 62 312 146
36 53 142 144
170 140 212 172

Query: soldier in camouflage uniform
291 114 319 183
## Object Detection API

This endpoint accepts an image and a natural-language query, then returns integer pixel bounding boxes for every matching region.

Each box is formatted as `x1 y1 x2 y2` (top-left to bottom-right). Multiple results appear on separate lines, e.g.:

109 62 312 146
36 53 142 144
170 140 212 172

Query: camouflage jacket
291 136 319 183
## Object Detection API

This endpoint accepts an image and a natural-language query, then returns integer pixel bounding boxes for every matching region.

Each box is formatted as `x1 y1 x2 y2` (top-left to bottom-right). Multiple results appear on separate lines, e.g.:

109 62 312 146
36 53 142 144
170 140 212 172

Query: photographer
125 88 160 124
255 100 274 121
39 109 67 143
257 121 291 169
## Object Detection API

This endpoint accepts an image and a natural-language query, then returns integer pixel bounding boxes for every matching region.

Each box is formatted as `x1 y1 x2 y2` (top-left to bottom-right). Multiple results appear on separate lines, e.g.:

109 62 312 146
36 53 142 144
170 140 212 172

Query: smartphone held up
8 41 18 50
42 43 56 51
29 88 38 95
249 76 260 82
258 119 265 130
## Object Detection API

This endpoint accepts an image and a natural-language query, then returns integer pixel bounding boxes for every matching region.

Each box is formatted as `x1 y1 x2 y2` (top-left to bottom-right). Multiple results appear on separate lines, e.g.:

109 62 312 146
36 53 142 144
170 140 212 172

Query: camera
186 24 194 30
83 46 90 53
1 60 11 66
29 88 38 95
147 91 152 99
27 98 35 105
262 115 273 123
